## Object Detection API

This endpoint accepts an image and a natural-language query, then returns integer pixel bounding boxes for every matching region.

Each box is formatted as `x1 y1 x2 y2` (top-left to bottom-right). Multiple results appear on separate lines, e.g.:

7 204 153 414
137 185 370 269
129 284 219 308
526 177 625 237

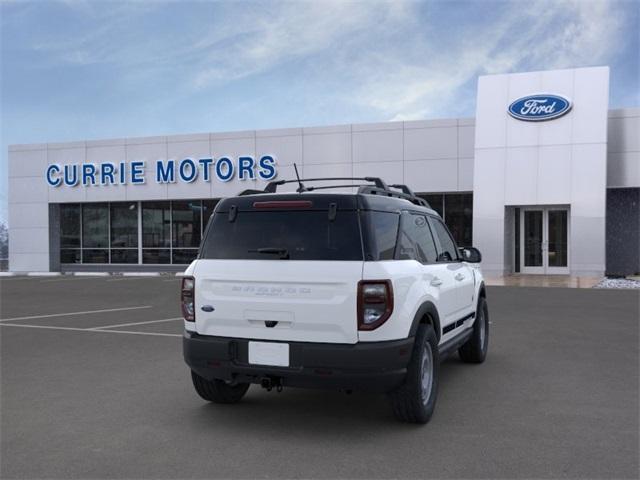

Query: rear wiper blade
248 247 290 259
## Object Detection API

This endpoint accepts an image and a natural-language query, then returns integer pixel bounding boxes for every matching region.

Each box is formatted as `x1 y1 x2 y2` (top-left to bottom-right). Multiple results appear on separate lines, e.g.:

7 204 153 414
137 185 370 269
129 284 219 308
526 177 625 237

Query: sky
1 0 639 224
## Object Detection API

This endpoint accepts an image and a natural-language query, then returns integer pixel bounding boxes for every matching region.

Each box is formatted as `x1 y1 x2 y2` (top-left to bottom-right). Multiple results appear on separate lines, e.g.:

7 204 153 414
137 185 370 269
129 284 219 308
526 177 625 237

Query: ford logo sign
508 94 572 121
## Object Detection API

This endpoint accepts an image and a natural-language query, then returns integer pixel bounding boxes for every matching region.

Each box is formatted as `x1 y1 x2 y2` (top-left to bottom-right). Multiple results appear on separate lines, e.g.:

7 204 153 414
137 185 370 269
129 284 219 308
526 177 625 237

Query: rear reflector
253 200 313 209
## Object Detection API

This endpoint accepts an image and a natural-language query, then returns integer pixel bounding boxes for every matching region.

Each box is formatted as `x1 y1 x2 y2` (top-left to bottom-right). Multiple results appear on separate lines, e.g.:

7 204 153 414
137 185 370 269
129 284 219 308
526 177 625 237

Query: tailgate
194 260 363 344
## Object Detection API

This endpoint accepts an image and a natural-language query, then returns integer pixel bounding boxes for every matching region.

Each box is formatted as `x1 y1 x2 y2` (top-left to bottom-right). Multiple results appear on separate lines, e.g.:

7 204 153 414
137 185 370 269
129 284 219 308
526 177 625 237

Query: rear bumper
183 331 414 393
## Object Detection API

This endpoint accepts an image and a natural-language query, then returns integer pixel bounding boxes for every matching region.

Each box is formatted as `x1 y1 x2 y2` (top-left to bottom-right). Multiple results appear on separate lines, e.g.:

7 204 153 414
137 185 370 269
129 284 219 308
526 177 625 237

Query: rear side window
201 210 363 261
362 211 400 261
428 217 459 262
397 213 438 263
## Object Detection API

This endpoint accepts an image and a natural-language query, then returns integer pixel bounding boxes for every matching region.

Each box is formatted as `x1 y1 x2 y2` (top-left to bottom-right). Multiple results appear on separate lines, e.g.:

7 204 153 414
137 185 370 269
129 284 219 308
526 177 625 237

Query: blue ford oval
508 94 572 121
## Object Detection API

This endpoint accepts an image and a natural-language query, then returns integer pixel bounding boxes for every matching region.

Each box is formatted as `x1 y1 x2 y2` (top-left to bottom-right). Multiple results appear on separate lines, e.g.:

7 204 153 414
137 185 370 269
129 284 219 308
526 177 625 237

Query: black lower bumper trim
183 332 415 393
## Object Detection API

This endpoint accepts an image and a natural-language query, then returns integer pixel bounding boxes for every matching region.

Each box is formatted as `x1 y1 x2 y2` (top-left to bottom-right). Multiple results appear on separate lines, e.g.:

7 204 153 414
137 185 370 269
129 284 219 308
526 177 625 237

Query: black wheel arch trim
408 302 442 340
478 281 486 299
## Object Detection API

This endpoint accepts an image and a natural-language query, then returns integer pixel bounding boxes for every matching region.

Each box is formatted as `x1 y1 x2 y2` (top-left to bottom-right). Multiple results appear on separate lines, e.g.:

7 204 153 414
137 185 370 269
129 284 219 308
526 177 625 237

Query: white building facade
8 66 640 276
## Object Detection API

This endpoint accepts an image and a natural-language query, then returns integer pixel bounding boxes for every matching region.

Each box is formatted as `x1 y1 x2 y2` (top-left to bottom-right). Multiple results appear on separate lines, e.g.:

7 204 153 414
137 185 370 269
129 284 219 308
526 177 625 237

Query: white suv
182 177 489 423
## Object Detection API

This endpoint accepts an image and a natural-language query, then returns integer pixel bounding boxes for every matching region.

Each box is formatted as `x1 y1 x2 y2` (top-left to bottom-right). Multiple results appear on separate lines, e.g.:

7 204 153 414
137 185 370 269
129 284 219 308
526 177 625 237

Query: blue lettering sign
238 156 255 180
101 162 116 185
64 164 78 186
46 164 61 187
82 164 96 186
215 157 234 182
179 158 198 183
258 155 276 180
119 161 127 184
46 155 278 187
130 161 145 184
199 158 213 182
156 159 175 183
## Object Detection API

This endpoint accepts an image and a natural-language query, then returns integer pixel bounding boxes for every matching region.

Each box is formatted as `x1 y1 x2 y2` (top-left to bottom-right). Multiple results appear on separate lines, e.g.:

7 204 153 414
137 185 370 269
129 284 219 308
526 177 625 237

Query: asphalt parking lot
1 276 638 479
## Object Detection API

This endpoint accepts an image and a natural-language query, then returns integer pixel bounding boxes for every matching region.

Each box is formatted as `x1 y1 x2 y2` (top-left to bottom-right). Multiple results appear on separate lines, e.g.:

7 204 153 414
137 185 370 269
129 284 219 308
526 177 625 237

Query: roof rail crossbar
264 177 388 193
389 184 431 208
305 184 369 192
258 175 431 209
358 185 430 208
389 184 416 196
238 189 268 196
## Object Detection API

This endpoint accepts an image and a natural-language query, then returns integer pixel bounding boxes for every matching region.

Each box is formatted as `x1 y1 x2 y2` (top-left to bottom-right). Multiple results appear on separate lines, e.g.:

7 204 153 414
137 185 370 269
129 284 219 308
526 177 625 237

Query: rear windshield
200 210 363 261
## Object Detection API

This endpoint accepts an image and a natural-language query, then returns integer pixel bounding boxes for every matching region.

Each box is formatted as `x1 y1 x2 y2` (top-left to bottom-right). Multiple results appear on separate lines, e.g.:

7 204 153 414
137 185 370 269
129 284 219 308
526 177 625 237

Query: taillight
357 280 393 330
181 276 195 322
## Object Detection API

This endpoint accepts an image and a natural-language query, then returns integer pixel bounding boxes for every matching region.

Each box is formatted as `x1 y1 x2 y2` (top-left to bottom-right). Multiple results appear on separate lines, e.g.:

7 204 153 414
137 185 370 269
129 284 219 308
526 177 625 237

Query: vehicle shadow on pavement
180 356 472 433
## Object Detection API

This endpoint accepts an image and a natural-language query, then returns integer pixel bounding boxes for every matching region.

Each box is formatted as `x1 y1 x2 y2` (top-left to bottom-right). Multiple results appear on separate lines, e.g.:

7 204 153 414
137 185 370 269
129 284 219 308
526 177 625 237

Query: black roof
215 192 438 216
215 175 438 215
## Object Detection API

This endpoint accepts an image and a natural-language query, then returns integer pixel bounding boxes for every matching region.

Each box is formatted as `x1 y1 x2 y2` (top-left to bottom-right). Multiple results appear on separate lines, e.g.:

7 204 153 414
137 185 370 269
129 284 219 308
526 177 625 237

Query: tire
389 324 439 424
459 296 489 363
190 371 250 404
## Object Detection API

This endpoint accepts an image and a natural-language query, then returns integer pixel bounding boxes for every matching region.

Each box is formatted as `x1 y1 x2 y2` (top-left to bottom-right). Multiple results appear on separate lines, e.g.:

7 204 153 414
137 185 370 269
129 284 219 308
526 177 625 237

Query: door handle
455 273 465 281
430 277 443 287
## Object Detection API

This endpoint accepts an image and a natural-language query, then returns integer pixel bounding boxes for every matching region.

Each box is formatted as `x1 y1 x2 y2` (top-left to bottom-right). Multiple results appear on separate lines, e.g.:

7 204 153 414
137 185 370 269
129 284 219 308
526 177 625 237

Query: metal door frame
519 206 570 275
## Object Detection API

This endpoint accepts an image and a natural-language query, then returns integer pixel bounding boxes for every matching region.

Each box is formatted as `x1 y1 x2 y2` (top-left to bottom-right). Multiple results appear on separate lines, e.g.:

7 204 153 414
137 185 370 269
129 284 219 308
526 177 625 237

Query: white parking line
106 277 150 282
40 277 107 283
92 317 182 330
0 306 152 322
0 323 181 337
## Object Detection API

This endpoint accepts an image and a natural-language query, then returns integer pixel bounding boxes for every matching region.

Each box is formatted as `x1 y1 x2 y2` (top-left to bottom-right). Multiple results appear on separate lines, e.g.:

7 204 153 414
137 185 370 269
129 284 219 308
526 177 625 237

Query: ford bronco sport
182 177 488 423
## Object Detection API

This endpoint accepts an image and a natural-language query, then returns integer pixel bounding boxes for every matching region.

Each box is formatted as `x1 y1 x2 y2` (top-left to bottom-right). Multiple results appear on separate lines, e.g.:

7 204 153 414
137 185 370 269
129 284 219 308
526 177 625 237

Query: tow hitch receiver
260 376 283 392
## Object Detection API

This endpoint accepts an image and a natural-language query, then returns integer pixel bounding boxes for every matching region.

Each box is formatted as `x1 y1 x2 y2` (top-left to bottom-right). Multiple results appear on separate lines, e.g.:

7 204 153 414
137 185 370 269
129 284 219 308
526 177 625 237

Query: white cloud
190 1 412 89
14 0 631 121
349 0 626 120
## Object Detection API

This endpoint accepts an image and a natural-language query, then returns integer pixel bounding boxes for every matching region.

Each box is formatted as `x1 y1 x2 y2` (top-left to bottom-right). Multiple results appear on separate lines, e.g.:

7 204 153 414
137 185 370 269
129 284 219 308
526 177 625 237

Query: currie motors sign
45 155 277 187
508 94 572 122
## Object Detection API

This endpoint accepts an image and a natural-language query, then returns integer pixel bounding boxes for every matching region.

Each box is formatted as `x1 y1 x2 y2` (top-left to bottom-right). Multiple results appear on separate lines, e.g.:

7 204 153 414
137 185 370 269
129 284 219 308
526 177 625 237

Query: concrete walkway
484 274 601 288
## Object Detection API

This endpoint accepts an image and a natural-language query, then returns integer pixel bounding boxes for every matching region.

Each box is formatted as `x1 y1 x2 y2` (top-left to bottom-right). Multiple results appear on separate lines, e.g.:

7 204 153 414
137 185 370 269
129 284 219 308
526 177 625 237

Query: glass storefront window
111 203 138 248
59 199 220 265
417 193 473 247
82 204 109 248
445 193 473 247
60 204 81 248
142 249 171 264
422 194 444 218
172 248 199 264
142 202 171 248
172 201 202 248
60 249 81 263
111 249 138 264
82 249 109 263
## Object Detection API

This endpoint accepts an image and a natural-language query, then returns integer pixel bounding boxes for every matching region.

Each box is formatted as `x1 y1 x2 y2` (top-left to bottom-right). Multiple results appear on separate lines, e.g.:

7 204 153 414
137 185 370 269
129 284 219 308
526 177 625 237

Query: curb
1 271 186 277
121 272 161 277
72 272 110 277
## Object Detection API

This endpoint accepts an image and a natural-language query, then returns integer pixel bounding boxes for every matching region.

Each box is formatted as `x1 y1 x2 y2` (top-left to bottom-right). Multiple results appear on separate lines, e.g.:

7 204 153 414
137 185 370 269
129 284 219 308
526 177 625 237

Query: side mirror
459 247 482 263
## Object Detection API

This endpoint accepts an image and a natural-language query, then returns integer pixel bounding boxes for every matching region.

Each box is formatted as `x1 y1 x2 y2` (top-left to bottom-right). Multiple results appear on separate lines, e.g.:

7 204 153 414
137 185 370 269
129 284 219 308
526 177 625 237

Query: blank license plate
248 341 289 367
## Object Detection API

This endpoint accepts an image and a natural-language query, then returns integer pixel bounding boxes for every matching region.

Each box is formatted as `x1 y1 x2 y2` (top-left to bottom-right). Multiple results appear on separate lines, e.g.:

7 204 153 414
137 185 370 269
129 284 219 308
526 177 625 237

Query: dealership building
7 66 640 276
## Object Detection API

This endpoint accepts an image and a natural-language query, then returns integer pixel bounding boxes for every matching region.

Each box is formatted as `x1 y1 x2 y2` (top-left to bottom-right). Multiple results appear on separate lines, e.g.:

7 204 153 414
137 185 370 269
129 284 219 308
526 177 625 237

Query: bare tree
0 221 8 260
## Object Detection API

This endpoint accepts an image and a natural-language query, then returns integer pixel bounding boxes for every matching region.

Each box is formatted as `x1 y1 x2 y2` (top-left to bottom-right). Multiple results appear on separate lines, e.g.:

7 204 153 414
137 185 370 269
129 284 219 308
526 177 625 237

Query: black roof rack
264 177 388 193
244 176 430 208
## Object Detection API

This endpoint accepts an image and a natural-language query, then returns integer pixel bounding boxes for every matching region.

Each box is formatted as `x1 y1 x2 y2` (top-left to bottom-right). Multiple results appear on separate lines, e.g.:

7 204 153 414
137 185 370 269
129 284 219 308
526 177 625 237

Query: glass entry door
519 208 569 274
